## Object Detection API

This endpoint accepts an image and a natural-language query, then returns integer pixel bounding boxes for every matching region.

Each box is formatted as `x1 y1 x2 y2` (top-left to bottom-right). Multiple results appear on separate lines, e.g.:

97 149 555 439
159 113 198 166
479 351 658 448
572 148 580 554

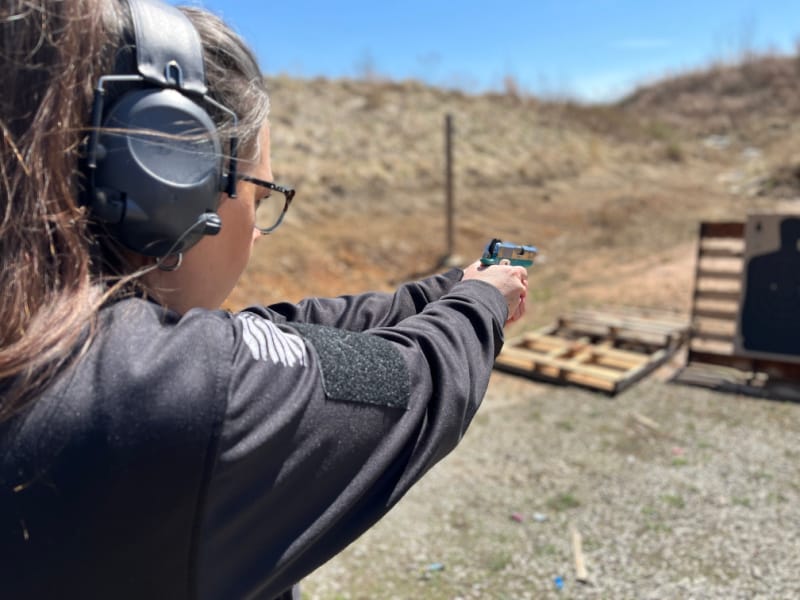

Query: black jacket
0 270 506 599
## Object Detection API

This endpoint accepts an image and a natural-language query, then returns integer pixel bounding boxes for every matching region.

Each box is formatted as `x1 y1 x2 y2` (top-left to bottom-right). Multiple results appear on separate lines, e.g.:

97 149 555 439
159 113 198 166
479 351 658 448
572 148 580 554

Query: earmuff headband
129 0 206 94
84 0 240 257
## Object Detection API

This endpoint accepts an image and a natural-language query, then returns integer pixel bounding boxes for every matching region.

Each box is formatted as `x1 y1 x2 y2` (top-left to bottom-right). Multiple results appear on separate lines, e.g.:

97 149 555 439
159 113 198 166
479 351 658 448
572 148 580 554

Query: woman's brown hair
0 1 269 420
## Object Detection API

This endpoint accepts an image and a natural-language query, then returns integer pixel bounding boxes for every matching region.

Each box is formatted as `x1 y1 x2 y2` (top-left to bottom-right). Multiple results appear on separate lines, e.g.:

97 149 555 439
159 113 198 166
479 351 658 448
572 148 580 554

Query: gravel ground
301 370 800 599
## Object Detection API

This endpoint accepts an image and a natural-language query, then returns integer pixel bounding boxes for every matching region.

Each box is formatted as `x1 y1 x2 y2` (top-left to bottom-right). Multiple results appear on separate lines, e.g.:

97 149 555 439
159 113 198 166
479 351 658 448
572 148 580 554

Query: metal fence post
445 113 454 259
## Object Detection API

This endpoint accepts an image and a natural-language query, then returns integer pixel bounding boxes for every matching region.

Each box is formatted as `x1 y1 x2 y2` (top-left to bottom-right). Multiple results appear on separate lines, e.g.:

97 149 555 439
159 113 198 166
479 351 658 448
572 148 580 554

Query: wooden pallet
672 362 800 402
495 308 689 394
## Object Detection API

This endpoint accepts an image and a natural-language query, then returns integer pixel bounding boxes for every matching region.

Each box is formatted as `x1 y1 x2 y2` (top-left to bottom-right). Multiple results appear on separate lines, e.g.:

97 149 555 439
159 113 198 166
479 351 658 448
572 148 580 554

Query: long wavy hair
0 0 269 420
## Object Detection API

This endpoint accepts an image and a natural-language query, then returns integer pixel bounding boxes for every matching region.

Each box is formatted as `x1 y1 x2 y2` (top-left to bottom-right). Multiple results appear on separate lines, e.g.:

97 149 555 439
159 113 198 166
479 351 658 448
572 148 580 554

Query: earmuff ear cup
93 88 223 256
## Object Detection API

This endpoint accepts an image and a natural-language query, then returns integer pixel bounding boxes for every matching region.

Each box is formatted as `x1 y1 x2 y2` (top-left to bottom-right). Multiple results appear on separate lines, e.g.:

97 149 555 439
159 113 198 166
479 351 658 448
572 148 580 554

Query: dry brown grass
229 52 800 331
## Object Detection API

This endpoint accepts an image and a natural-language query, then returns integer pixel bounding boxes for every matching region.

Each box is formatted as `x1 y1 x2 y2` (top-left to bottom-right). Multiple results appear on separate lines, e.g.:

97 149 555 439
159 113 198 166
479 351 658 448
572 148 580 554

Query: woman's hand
461 260 528 325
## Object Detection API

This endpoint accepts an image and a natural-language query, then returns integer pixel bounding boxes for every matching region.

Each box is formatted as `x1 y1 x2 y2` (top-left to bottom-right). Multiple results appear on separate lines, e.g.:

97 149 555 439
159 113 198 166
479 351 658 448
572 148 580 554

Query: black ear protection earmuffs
84 0 239 257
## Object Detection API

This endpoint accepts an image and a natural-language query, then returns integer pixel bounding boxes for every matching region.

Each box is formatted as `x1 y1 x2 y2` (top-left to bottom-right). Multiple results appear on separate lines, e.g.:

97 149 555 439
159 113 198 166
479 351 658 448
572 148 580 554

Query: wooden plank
688 350 753 370
698 239 745 258
697 255 743 272
591 342 651 367
546 345 573 358
495 358 619 393
567 310 687 335
699 221 745 238
693 297 739 312
692 307 738 321
522 335 596 361
698 248 744 259
561 372 618 393
695 277 740 293
571 526 589 583
689 337 735 355
698 243 744 256
520 335 569 353
692 297 738 321
693 289 741 303
593 352 648 371
498 347 624 382
521 331 569 348
696 268 742 281
693 317 736 336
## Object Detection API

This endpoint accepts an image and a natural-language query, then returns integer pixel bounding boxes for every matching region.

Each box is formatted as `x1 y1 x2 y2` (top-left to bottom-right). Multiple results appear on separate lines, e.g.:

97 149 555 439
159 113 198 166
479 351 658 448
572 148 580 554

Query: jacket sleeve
261 268 463 331
196 279 507 600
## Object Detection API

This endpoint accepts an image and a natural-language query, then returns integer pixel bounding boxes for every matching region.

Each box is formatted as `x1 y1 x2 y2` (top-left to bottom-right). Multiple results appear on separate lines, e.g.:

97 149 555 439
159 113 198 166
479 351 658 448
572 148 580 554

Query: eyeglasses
237 174 296 234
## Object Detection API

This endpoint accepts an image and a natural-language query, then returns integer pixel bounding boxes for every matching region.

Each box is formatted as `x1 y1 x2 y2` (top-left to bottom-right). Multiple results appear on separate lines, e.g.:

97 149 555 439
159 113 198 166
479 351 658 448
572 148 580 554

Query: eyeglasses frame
236 174 296 234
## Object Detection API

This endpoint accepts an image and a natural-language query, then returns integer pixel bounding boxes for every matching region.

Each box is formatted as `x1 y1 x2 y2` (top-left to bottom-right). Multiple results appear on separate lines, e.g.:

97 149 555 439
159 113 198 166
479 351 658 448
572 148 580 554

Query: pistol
480 238 538 268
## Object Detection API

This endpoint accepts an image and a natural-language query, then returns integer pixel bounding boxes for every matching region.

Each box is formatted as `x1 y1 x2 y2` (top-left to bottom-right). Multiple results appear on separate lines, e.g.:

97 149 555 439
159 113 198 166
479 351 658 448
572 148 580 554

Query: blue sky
176 1 800 102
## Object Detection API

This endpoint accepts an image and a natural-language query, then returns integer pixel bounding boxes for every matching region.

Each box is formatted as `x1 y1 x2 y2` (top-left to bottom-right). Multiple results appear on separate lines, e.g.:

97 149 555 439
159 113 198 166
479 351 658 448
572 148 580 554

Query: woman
0 1 528 599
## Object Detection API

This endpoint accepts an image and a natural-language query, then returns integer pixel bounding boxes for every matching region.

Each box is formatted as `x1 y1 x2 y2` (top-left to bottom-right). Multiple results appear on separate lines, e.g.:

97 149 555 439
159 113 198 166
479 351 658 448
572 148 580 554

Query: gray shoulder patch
291 324 410 409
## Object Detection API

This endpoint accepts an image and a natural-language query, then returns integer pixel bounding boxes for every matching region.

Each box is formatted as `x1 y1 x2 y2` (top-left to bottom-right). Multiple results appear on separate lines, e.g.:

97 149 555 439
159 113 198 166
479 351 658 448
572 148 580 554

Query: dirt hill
231 53 800 598
620 54 800 135
228 52 800 333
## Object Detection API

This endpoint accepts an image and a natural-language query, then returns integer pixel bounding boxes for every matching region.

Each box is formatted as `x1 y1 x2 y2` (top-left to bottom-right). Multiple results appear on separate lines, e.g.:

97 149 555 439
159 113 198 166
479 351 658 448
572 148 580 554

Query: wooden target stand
675 218 800 400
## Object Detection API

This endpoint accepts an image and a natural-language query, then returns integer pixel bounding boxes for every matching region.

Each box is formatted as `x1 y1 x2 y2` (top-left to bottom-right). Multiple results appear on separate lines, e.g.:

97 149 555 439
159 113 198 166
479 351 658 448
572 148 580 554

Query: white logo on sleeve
237 313 308 367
